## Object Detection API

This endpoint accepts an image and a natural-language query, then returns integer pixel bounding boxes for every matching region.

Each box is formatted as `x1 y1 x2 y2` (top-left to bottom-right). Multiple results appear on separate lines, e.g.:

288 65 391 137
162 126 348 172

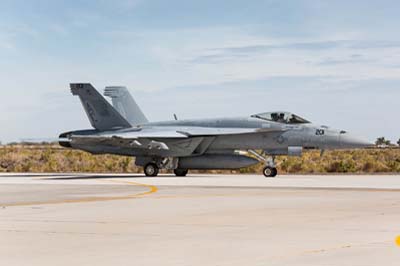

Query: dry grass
0 144 399 174
243 149 400 174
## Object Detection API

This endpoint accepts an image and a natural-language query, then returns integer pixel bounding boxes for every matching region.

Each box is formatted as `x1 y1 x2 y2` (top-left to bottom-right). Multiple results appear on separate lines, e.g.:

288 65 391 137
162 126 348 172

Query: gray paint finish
60 83 372 176
104 86 148 126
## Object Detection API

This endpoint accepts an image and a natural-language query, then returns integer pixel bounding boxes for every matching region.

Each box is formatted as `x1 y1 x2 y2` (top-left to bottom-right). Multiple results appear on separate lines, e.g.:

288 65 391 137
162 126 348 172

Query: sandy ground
0 173 399 266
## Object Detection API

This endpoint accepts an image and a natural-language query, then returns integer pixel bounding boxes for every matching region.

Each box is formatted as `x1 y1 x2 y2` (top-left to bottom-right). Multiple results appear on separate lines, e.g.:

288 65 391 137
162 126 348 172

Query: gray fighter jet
59 83 371 177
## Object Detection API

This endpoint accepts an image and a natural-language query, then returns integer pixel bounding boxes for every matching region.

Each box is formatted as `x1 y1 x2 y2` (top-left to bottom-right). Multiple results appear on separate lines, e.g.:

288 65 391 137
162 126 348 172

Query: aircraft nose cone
340 134 373 149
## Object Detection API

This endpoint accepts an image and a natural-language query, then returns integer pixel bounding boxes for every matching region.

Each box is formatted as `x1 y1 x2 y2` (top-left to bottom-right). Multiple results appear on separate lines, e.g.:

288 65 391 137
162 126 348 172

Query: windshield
251 112 310 124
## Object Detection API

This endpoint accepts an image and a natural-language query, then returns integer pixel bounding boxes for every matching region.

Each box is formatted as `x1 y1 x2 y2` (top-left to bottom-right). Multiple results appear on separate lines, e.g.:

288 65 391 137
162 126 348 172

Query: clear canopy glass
251 112 310 124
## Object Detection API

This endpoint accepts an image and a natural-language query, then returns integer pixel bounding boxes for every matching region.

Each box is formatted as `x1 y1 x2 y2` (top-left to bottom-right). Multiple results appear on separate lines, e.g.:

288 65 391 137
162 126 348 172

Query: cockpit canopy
251 112 311 124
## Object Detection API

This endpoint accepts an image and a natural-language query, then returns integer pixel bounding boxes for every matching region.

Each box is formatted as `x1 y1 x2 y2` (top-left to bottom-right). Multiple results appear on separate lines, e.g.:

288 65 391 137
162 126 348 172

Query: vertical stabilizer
70 83 132 131
104 86 148 125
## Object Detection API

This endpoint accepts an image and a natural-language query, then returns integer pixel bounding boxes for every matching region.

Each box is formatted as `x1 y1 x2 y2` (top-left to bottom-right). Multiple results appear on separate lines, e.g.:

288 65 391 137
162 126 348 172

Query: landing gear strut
144 163 159 177
247 150 278 178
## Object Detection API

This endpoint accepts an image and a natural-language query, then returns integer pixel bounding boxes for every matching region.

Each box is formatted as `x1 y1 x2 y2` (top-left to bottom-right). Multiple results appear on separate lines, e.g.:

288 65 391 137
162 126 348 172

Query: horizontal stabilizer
70 83 132 131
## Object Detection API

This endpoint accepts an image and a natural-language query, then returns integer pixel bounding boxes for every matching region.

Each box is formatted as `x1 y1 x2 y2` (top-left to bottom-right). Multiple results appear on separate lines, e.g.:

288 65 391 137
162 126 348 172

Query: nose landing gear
263 166 278 178
247 150 278 178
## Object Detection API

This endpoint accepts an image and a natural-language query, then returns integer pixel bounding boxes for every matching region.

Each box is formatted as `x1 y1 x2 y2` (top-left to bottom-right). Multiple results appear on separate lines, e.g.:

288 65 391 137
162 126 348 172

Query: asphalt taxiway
0 173 399 266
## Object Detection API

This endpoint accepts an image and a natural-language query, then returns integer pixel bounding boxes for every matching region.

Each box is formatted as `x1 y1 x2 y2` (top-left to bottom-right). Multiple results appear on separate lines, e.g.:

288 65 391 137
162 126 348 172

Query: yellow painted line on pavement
396 236 400 247
105 179 158 197
1 179 158 207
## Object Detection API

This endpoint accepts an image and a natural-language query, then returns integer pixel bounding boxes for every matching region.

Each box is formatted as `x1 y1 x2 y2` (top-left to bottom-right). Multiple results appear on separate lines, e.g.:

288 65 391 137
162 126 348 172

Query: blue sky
0 0 399 143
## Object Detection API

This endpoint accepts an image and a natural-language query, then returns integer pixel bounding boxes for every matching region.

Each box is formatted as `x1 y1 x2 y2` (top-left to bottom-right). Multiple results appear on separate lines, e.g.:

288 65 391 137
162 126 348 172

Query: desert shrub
0 145 399 174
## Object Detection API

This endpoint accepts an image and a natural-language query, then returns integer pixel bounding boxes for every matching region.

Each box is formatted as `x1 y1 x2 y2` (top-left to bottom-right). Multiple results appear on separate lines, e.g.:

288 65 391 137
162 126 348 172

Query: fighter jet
59 83 371 177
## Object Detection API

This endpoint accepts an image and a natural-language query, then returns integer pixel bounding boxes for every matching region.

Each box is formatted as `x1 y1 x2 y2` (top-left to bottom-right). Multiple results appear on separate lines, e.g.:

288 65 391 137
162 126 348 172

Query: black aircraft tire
174 169 189 177
263 167 278 178
144 163 159 177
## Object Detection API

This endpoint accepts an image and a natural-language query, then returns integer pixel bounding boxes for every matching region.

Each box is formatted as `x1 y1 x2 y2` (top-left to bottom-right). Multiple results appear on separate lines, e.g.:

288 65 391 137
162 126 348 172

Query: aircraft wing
67 126 286 157
175 126 286 137
71 126 285 141
69 129 196 157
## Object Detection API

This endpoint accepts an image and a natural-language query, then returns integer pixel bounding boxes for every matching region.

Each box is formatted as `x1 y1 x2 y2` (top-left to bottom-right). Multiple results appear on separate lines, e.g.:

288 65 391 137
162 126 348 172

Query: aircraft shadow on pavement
41 174 220 180
2 173 245 180
1 174 82 178
42 175 147 180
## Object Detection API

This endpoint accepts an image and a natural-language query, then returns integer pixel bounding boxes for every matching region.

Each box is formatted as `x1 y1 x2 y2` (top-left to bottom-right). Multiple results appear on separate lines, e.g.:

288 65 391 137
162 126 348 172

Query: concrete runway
1 173 400 266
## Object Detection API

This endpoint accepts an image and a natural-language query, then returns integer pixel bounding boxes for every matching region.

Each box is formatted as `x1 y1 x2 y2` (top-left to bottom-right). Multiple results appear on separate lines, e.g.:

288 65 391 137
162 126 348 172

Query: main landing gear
174 169 189 177
144 163 159 177
143 158 175 177
247 150 278 178
143 158 189 177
